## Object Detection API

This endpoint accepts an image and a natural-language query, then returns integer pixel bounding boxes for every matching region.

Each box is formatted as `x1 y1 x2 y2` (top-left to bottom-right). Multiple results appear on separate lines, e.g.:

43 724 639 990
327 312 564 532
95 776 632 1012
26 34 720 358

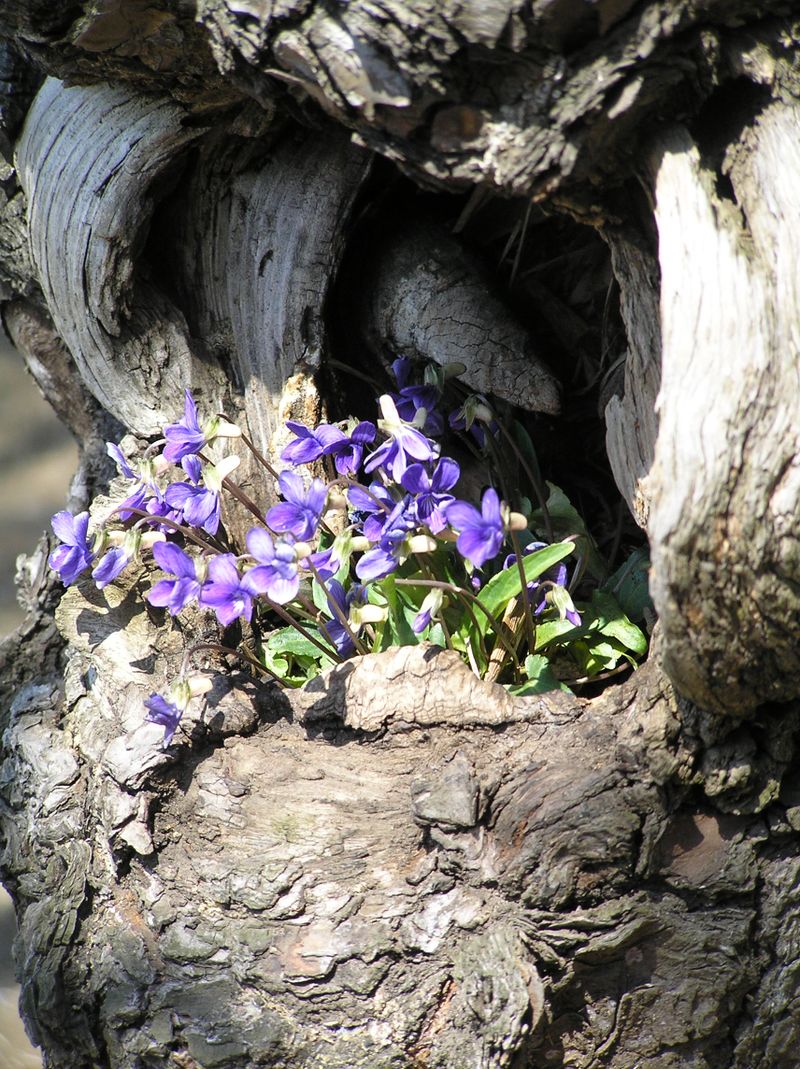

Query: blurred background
1 335 76 1069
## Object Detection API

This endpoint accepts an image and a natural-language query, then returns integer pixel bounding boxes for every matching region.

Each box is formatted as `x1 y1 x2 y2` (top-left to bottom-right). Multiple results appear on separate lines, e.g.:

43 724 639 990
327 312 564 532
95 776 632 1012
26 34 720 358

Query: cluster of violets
49 359 579 744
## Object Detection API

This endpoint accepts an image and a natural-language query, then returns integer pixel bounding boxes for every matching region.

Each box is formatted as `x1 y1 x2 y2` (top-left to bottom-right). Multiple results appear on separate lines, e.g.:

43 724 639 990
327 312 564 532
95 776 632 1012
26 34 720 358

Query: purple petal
206 553 241 587
152 541 196 579
356 547 398 582
92 547 131 589
352 421 376 444
431 457 460 493
107 442 134 478
266 501 304 535
51 510 80 545
444 500 482 531
481 488 502 525
247 527 276 564
144 693 182 745
400 464 431 496
182 454 202 483
277 470 305 504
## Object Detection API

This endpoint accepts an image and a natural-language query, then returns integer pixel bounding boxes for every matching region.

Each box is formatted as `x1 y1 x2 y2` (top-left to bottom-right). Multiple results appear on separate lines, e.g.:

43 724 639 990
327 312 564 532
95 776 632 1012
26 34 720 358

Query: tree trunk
1 4 799 1067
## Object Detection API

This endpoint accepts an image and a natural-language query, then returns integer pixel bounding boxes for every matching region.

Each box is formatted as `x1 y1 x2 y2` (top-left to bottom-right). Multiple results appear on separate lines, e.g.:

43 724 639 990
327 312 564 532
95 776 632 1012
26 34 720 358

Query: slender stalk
510 529 537 654
304 558 369 657
179 640 288 688
119 507 220 555
234 427 282 482
394 577 519 669
220 476 264 522
494 419 554 542
438 613 455 653
261 597 343 663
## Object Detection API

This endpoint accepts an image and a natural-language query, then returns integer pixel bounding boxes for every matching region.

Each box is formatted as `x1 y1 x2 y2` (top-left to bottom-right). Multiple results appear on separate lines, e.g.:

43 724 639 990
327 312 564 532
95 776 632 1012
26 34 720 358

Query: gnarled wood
166 123 372 457
647 108 800 715
5 559 794 1068
16 77 227 434
361 218 562 415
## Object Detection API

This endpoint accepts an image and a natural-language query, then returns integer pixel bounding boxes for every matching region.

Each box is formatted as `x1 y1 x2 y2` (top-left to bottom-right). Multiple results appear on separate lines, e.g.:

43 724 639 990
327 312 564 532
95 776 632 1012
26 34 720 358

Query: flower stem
394 578 519 670
119 507 219 555
510 529 537 654
305 558 369 657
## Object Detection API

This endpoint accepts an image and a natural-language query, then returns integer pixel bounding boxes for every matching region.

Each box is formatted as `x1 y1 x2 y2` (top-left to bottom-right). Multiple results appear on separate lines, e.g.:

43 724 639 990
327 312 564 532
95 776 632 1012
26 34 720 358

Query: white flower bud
352 604 387 625
408 534 437 554
141 531 167 549
187 674 214 697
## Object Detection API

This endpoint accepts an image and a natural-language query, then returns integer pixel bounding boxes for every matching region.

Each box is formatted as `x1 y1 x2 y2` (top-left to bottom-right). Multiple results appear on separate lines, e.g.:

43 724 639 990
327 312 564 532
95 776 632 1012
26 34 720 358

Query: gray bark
1 3 799 1067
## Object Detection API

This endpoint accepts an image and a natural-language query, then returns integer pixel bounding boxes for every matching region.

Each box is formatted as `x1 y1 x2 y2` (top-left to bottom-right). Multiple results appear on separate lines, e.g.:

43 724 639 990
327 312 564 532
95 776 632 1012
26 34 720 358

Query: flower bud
352 604 387 625
327 489 347 511
141 531 167 549
408 534 437 554
187 673 214 697
205 415 242 441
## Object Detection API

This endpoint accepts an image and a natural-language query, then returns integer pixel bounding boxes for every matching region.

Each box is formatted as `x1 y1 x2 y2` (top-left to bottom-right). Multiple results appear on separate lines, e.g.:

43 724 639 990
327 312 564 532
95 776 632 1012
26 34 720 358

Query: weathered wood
166 123 372 457
4 560 794 1068
361 218 562 415
602 225 661 529
16 77 229 434
647 107 800 715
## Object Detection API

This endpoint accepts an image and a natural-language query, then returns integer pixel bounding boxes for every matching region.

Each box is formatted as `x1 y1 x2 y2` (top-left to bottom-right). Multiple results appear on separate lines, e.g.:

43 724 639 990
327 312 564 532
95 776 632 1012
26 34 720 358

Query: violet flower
347 481 395 542
320 579 363 657
412 588 444 634
144 693 183 746
323 421 376 475
266 471 327 542
356 497 417 582
165 455 221 536
364 395 438 481
505 544 581 626
445 487 506 568
242 527 299 605
163 390 208 464
49 511 95 585
147 542 202 615
390 362 443 436
401 457 460 534
92 546 133 589
281 421 346 466
200 554 254 626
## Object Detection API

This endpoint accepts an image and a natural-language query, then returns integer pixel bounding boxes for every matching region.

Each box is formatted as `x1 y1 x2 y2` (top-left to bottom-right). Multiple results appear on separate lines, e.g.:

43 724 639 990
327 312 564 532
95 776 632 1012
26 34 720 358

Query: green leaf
375 574 418 648
530 483 606 580
473 542 575 638
507 654 571 695
602 548 652 624
311 578 330 614
588 591 648 656
534 617 581 650
266 627 328 659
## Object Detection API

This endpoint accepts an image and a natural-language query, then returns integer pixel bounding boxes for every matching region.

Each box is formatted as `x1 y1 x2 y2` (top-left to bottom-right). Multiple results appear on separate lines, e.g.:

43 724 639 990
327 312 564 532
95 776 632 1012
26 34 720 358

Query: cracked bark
1 3 799 1067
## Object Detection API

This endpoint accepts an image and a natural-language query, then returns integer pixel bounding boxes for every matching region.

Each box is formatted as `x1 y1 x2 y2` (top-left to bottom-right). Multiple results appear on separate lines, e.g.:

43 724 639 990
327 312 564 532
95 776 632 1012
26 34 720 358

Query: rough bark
1 3 799 1068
